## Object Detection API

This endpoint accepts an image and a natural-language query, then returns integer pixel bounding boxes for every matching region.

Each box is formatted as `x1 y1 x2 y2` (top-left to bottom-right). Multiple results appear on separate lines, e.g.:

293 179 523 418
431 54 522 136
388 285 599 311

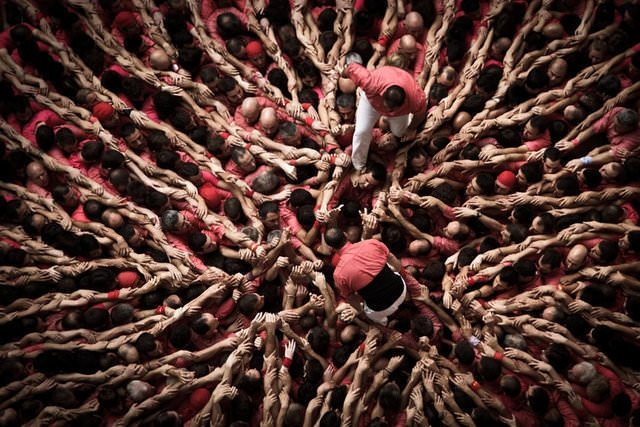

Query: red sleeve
595 364 623 395
432 236 460 256
327 175 351 210
592 109 616 134
553 392 581 427
346 63 372 90
23 110 65 144
215 298 236 319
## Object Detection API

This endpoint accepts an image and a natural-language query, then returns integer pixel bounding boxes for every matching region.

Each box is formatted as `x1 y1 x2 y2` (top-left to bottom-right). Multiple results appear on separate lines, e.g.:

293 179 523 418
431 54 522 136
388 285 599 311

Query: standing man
344 57 427 171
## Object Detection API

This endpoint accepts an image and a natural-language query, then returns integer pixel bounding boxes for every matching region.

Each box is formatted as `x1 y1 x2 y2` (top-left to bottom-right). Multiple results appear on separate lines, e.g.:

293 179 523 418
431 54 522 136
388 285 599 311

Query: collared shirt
333 239 389 298
346 64 426 118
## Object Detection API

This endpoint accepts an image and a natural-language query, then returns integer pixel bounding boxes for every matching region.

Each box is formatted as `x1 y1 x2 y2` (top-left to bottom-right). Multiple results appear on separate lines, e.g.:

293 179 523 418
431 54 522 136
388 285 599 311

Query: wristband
329 155 337 165
471 380 482 391
245 143 252 150
312 220 321 230
467 277 476 286
220 132 230 139
572 138 580 146
359 342 366 353
580 156 593 165
108 290 120 300
245 189 255 198
494 352 504 361
301 102 311 110
155 305 165 315
468 336 481 347
282 357 292 368
250 243 259 252
377 35 390 47
288 159 297 166
304 117 314 126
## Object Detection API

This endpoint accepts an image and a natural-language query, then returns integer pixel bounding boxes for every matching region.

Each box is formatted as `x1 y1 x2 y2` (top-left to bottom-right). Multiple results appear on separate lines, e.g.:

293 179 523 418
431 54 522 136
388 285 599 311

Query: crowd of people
1 0 640 425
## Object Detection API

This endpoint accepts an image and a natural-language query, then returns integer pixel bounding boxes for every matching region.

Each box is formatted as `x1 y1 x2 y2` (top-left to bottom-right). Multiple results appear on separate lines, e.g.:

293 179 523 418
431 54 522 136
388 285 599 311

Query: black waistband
358 264 405 311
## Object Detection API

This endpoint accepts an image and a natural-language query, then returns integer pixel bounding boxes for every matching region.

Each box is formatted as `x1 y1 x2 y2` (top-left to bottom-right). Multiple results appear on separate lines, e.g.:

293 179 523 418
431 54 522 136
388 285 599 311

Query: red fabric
333 239 389 298
117 271 139 288
245 40 263 57
92 102 115 121
113 11 137 30
497 170 517 188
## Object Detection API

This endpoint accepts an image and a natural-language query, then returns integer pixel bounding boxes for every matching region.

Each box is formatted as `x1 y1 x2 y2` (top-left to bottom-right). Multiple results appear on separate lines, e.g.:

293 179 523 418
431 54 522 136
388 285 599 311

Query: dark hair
368 162 387 183
597 240 619 264
81 140 105 163
308 326 330 355
412 316 434 338
381 225 407 255
36 125 55 151
540 249 562 269
455 340 475 365
324 228 346 249
238 294 260 316
528 386 550 414
545 343 572 372
479 356 502 381
168 323 192 349
135 332 157 354
101 149 125 169
475 172 496 195
383 85 406 110
83 307 109 331
556 175 580 196
110 303 134 326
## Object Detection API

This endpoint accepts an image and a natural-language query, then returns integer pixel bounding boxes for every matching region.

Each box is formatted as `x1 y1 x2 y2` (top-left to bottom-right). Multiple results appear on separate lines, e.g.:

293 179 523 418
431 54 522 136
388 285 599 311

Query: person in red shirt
344 61 427 171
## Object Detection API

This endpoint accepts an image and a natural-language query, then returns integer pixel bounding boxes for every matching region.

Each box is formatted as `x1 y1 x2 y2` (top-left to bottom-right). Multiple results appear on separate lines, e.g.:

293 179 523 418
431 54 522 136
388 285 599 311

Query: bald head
259 107 279 137
548 58 568 85
566 244 588 272
26 161 49 186
241 97 260 124
438 66 457 87
149 50 171 70
543 22 564 40
339 77 356 94
453 111 472 131
404 11 424 39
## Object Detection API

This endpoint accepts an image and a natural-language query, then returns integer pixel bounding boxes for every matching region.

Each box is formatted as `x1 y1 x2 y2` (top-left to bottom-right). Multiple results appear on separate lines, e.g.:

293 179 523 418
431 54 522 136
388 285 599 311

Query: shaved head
149 50 171 70
566 244 588 272
405 11 424 39
242 98 260 124
27 161 49 186
339 77 356 94
259 107 279 137
548 58 568 85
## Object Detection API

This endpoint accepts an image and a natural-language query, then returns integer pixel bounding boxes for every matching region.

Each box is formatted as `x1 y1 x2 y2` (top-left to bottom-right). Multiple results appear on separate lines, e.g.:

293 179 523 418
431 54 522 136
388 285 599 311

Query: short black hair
368 162 387 183
382 85 406 109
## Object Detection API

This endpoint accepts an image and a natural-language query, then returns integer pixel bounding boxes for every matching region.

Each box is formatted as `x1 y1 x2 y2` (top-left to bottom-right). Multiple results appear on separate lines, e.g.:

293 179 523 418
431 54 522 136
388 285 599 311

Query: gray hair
252 171 280 194
617 108 639 127
160 210 180 231
503 333 528 350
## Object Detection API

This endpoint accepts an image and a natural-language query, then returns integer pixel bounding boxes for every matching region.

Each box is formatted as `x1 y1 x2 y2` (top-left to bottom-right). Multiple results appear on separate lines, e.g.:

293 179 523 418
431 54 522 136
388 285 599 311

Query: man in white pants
344 60 427 171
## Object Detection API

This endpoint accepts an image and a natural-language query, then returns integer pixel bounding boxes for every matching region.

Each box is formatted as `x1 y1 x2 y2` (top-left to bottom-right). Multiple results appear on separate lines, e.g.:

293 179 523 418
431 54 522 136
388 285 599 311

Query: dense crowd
1 0 640 425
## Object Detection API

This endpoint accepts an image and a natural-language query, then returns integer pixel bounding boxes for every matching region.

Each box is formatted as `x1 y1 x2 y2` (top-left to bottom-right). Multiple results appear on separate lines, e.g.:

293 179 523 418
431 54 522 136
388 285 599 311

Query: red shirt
333 239 389 298
591 107 640 159
346 64 427 118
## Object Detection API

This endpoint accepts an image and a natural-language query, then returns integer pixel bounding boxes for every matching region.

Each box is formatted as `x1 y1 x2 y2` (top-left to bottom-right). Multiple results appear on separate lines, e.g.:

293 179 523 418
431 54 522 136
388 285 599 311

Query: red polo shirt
333 239 389 298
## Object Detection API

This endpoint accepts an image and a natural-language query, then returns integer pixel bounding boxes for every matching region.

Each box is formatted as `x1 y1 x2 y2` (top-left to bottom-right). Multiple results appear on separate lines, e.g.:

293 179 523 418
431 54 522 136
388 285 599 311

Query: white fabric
363 269 407 326
352 89 411 170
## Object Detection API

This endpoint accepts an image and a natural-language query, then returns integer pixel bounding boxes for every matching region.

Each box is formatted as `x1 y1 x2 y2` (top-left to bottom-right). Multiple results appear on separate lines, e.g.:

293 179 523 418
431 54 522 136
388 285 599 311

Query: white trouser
352 89 411 171
362 271 407 326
